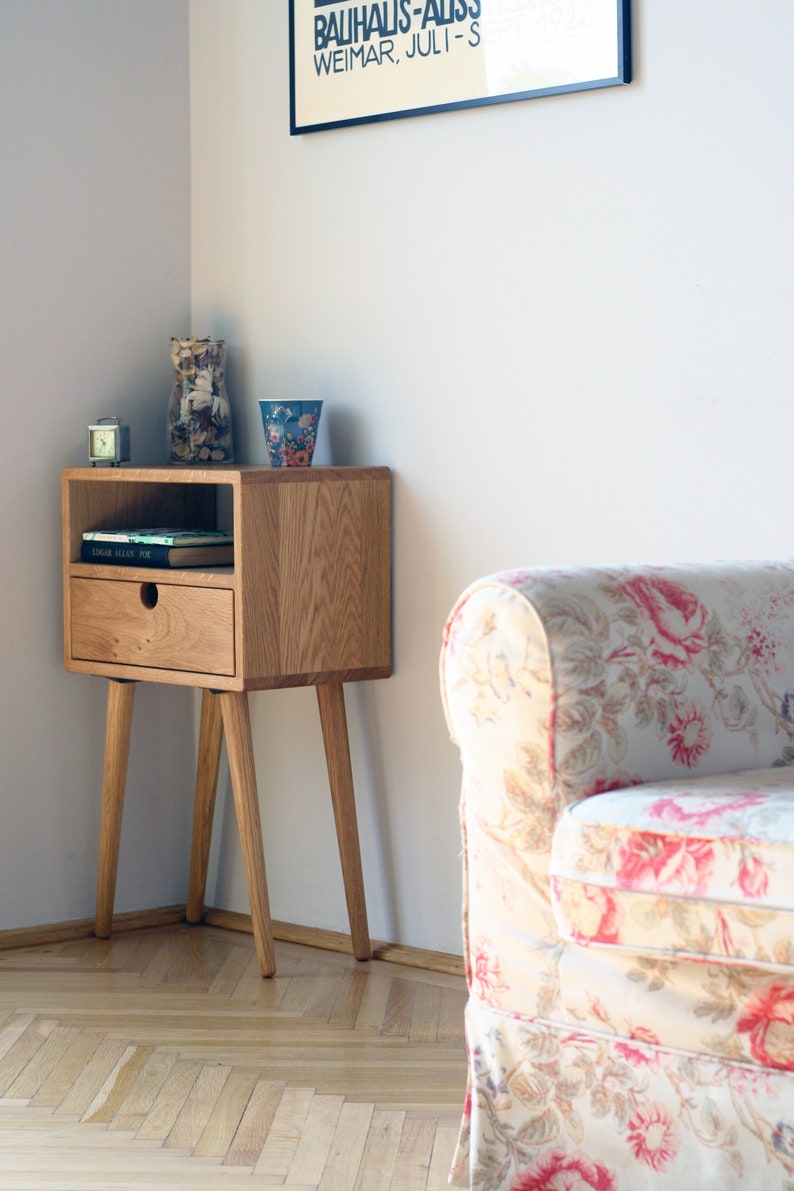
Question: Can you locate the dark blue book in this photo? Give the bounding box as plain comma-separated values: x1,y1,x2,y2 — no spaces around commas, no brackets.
80,540,234,568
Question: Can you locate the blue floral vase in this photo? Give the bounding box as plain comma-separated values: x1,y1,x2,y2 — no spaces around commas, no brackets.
259,400,323,467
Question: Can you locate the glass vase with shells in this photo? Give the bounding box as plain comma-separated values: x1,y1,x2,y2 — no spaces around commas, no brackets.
167,337,234,463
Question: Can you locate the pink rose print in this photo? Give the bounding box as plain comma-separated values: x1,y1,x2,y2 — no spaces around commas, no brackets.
667,700,712,767
621,576,707,671
581,771,643,799
441,603,467,655
737,982,794,1070
615,1026,661,1070
470,936,509,1006
552,879,623,944
626,1102,680,1171
649,792,765,827
741,607,782,676
716,908,735,956
511,1149,617,1191
616,831,714,894
503,569,535,588
738,852,770,898
590,996,611,1023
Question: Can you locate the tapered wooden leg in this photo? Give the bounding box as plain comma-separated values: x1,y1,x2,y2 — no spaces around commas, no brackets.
186,689,224,924
95,679,136,939
316,683,371,961
219,691,276,978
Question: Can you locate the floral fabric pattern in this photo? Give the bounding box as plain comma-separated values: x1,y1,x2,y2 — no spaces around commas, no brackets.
550,769,794,967
440,562,794,1188
451,1006,794,1190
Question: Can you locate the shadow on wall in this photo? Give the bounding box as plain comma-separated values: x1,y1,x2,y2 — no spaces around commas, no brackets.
325,405,372,466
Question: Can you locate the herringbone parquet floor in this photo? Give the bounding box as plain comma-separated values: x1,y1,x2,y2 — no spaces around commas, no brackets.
0,923,467,1189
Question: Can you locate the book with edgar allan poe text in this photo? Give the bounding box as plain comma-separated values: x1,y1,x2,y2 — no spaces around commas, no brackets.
80,527,233,568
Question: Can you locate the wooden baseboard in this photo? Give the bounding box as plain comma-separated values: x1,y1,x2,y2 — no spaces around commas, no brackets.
0,904,188,951
203,907,465,977
0,905,465,978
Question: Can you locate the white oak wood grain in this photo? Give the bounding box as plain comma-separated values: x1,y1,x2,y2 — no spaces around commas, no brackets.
0,924,466,1188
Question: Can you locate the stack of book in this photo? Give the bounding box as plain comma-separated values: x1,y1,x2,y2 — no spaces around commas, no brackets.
80,527,234,568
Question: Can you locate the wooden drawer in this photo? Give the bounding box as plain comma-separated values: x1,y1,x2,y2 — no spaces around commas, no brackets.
70,578,235,676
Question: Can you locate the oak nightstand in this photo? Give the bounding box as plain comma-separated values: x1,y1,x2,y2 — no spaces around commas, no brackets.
62,465,391,976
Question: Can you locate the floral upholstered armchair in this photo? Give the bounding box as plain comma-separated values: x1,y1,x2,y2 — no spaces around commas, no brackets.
440,563,794,1190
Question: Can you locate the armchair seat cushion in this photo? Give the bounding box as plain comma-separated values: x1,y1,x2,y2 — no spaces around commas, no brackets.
550,765,794,968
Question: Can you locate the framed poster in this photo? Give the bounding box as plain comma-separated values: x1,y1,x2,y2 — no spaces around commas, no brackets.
290,0,631,135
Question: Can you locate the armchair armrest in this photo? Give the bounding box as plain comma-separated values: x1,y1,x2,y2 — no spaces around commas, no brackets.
441,562,794,1011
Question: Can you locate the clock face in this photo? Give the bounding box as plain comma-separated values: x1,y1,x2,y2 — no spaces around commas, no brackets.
89,428,117,458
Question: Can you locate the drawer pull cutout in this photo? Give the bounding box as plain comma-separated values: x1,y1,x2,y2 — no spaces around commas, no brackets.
141,583,159,609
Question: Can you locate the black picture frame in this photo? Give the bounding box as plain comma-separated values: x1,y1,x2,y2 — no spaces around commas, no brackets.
290,0,631,135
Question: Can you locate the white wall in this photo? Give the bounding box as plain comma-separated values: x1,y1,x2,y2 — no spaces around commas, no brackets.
3,2,793,958
0,1,193,929
191,1,794,954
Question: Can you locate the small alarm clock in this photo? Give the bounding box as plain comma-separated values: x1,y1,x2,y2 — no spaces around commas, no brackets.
88,418,131,466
